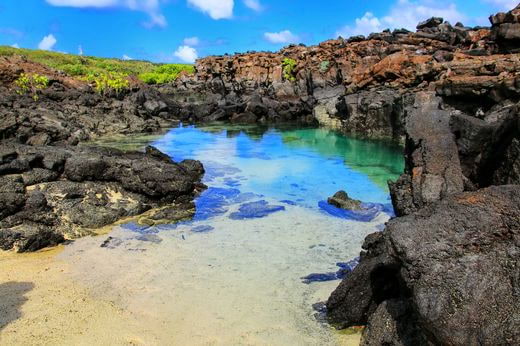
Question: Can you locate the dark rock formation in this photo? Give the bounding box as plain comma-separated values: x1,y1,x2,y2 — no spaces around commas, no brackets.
0,56,179,145
328,186,520,345
324,5,520,345
0,144,204,252
228,200,285,220
490,4,520,52
327,190,362,210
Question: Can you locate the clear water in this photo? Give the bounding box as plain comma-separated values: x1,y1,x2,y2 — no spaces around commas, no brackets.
60,124,404,345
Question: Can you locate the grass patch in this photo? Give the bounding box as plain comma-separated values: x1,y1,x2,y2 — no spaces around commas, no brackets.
0,46,194,87
139,64,195,84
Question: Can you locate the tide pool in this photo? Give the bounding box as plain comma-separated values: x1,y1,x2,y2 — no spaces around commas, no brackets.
61,123,404,345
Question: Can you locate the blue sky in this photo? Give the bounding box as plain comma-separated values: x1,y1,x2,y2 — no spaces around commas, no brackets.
0,0,517,63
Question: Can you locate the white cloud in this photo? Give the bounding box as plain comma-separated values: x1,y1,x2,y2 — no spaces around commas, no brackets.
38,34,57,51
483,0,518,11
122,54,133,60
336,0,467,38
46,0,166,28
78,45,83,55
187,0,234,19
174,45,198,63
336,12,382,38
243,0,261,11
264,30,299,44
11,43,20,48
183,36,200,46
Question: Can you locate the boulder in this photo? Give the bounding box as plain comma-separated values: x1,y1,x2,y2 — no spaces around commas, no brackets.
327,186,520,345
0,144,205,252
416,17,444,30
327,190,363,211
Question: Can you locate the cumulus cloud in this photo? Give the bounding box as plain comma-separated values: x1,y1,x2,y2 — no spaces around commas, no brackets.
483,0,519,11
174,45,198,63
122,54,133,60
38,34,57,51
243,0,261,12
336,0,467,38
187,0,234,19
11,43,20,48
183,36,200,46
46,0,166,28
264,30,299,44
78,45,84,55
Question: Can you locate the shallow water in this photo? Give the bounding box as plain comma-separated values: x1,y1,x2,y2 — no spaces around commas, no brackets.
61,124,404,345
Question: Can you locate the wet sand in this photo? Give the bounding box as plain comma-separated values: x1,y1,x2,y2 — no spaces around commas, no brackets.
0,238,362,345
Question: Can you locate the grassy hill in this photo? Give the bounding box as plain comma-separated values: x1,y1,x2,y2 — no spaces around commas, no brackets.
0,46,194,85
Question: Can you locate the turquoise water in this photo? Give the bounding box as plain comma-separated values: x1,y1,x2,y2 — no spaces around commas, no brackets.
153,124,402,211
61,124,404,345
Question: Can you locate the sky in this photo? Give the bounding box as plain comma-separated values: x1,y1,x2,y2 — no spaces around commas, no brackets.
0,0,518,63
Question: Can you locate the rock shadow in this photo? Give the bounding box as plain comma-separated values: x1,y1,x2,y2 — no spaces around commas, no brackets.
0,281,34,332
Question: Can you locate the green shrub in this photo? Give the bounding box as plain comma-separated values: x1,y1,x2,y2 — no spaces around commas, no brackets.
14,73,49,100
82,72,129,94
138,64,195,84
320,60,330,72
282,58,297,81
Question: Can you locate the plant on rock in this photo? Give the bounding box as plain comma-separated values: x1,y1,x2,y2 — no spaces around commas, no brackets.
282,58,297,81
139,64,195,84
14,73,49,101
82,71,130,94
320,60,330,72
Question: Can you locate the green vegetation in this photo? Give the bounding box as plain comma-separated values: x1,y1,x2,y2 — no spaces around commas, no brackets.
282,58,297,81
0,46,194,87
82,71,130,94
14,73,49,100
320,60,330,72
139,64,195,84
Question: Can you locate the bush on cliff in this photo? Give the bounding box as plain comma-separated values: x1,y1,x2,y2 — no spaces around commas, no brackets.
282,58,297,81
82,71,130,94
14,72,49,100
138,64,195,84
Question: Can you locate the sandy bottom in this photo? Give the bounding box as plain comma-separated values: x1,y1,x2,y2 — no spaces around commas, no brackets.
0,204,370,345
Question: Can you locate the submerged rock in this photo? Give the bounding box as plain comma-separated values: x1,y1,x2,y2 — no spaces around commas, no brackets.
100,236,123,249
301,258,360,284
191,225,215,233
229,200,285,220
327,191,363,210
318,200,385,222
135,234,163,244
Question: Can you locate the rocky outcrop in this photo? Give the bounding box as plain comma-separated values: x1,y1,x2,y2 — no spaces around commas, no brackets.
0,56,177,145
322,4,520,345
327,185,520,345
490,4,520,52
164,11,520,143
327,191,363,210
0,144,205,252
